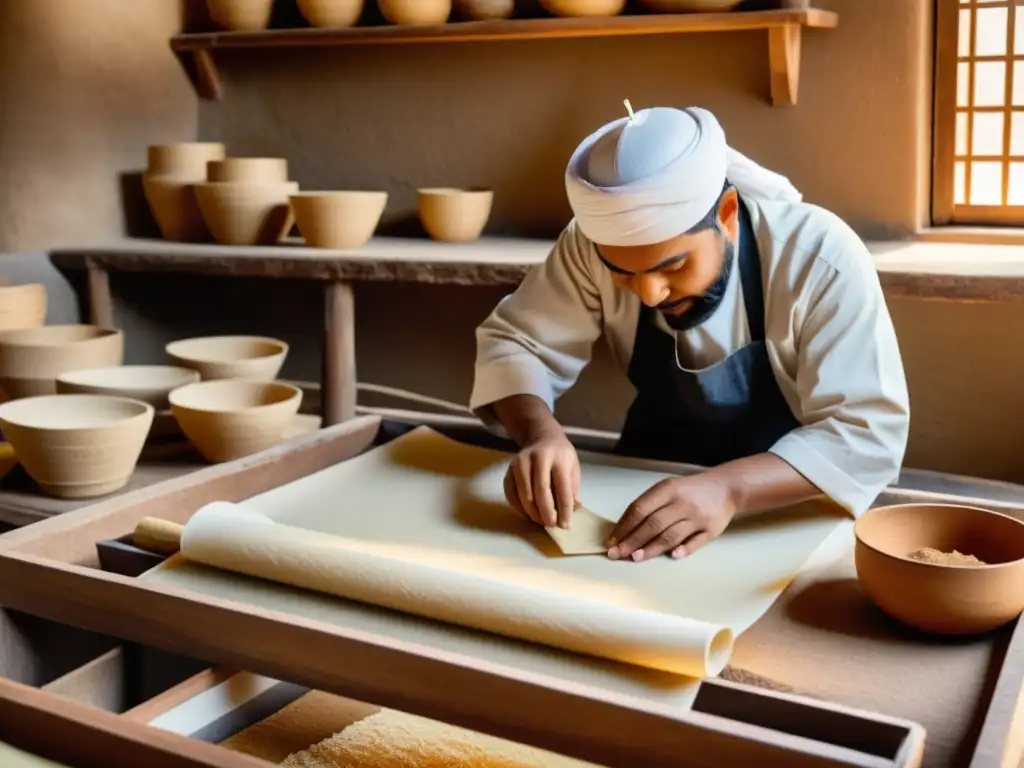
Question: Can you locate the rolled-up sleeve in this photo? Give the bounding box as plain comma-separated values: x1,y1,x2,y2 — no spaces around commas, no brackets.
470,223,603,429
768,253,910,517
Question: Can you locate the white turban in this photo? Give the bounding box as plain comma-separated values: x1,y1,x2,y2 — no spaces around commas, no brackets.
564,106,802,247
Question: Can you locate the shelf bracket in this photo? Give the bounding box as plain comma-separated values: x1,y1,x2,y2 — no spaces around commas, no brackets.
176,49,224,101
767,23,801,107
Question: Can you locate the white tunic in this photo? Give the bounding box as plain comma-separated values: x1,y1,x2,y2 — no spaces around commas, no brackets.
470,198,911,518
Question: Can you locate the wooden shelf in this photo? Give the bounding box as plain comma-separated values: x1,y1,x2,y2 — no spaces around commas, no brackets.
170,9,838,105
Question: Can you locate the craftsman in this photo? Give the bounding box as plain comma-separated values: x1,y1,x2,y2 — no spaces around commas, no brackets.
469,104,910,563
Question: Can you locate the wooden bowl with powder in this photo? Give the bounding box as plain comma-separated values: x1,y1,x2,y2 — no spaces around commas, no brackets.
855,502,1024,636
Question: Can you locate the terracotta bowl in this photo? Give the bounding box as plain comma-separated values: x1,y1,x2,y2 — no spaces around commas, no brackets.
0,325,124,400
378,0,452,24
206,0,276,31
418,187,493,242
291,191,388,249
0,283,46,332
195,181,298,246
207,158,289,184
142,176,211,242
169,380,303,463
453,0,515,19
296,0,365,27
166,335,288,380
638,0,741,10
855,503,1024,635
146,143,225,179
537,0,626,16
55,365,200,410
0,395,154,499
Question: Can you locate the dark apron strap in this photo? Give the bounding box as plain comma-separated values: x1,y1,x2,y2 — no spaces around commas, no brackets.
736,202,766,343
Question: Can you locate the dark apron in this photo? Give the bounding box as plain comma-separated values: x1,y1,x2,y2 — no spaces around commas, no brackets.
615,204,800,466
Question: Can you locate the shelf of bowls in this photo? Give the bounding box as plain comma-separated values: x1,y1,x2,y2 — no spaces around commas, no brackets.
143,140,493,250
206,0,745,32
0,301,306,500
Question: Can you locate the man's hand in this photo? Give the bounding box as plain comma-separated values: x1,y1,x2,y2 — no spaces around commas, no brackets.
606,474,736,562
503,435,581,529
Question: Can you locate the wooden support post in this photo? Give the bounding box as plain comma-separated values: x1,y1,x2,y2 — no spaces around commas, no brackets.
322,281,356,427
86,266,115,328
768,23,801,106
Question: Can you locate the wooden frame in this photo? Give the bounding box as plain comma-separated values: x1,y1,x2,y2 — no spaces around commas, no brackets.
933,0,1024,226
0,414,934,767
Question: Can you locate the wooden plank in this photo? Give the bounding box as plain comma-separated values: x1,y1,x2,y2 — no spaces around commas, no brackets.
968,612,1024,767
47,236,1024,302
170,10,838,52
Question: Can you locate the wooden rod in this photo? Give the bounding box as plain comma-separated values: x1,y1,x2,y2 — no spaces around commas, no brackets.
134,517,184,554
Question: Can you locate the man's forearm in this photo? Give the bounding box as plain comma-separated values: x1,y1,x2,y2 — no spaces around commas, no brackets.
702,452,821,518
491,394,565,448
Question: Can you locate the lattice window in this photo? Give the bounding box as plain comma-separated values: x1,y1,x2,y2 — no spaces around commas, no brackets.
934,0,1024,225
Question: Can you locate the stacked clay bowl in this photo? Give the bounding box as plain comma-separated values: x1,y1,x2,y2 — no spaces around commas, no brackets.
144,142,226,242
166,335,288,381
0,325,124,400
297,0,365,26
855,503,1024,635
418,188,493,242
538,0,626,15
291,191,388,249
196,158,298,246
0,283,47,332
170,380,303,462
206,0,275,30
378,0,452,24
453,0,515,19
0,394,154,499
638,0,741,9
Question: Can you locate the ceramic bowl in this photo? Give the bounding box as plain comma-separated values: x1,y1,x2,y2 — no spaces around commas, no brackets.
206,158,289,184
0,283,46,332
855,503,1024,635
0,395,154,499
453,0,515,19
537,0,626,16
55,365,200,410
0,325,124,400
195,181,298,246
146,142,226,179
169,379,303,463
637,0,741,10
166,335,288,380
143,176,211,242
206,0,276,31
378,0,452,24
296,0,364,27
418,187,493,242
291,191,388,249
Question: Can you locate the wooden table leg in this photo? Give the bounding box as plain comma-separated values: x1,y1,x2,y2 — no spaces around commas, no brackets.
86,266,115,328
322,281,356,427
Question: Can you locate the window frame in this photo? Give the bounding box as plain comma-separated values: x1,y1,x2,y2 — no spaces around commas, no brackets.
933,0,1024,226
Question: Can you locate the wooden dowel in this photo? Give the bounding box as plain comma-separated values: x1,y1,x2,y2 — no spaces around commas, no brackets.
133,518,184,554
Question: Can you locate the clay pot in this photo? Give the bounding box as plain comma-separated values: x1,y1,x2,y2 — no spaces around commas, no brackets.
291,191,388,249
0,325,125,400
206,0,276,31
637,0,741,9
296,0,364,27
195,181,298,245
378,0,452,25
166,335,288,381
453,0,515,20
143,176,212,242
0,395,154,499
418,187,493,242
855,503,1024,635
0,283,46,332
537,0,625,15
56,365,200,410
207,158,289,183
169,380,303,463
146,143,225,179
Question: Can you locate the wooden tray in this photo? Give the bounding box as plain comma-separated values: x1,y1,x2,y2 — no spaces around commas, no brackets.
0,412,995,767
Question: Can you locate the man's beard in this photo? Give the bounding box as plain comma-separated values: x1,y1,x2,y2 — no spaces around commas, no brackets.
660,238,735,332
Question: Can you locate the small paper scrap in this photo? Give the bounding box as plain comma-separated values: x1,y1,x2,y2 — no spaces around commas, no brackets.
545,506,616,556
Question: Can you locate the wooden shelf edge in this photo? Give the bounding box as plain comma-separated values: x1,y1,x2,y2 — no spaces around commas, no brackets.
170,8,838,104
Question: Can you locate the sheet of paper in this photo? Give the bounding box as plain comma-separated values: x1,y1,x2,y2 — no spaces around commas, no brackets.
545,506,615,556
143,426,847,709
